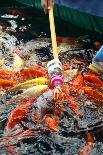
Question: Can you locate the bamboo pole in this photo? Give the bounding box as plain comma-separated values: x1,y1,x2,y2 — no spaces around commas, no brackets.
49,8,58,59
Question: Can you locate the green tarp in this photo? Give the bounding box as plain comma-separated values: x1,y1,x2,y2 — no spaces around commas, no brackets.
16,0,103,40
1,0,103,40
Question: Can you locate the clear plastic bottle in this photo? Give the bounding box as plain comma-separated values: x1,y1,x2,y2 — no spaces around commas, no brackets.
47,58,64,87
88,45,103,74
47,58,64,100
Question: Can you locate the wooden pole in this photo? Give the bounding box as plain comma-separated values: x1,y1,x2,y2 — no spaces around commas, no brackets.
49,8,58,59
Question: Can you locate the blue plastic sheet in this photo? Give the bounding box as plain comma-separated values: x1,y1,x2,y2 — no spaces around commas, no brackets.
55,0,103,17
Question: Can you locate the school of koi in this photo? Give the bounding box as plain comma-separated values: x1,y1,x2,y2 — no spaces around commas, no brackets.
0,46,103,154
0,8,103,155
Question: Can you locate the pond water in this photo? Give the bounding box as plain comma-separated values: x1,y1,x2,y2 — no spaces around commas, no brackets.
0,7,103,155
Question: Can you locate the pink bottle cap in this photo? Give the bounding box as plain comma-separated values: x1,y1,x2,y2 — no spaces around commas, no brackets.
50,75,64,87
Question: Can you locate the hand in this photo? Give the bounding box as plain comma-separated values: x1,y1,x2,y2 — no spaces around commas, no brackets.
41,0,54,13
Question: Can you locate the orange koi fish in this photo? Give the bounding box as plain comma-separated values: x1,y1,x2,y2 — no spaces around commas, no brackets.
0,78,16,89
45,115,59,132
17,67,48,81
0,69,15,79
6,97,35,130
71,73,84,93
64,93,81,117
81,86,103,102
83,73,103,87
79,131,94,155
62,84,81,116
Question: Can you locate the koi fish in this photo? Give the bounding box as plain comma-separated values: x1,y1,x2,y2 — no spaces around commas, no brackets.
70,73,84,92
3,85,49,113
62,84,81,116
80,86,103,103
13,53,24,72
22,85,49,99
0,78,16,89
64,93,81,117
45,115,59,132
9,77,50,91
0,69,15,79
79,130,94,155
83,73,103,87
17,67,48,82
6,97,35,130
